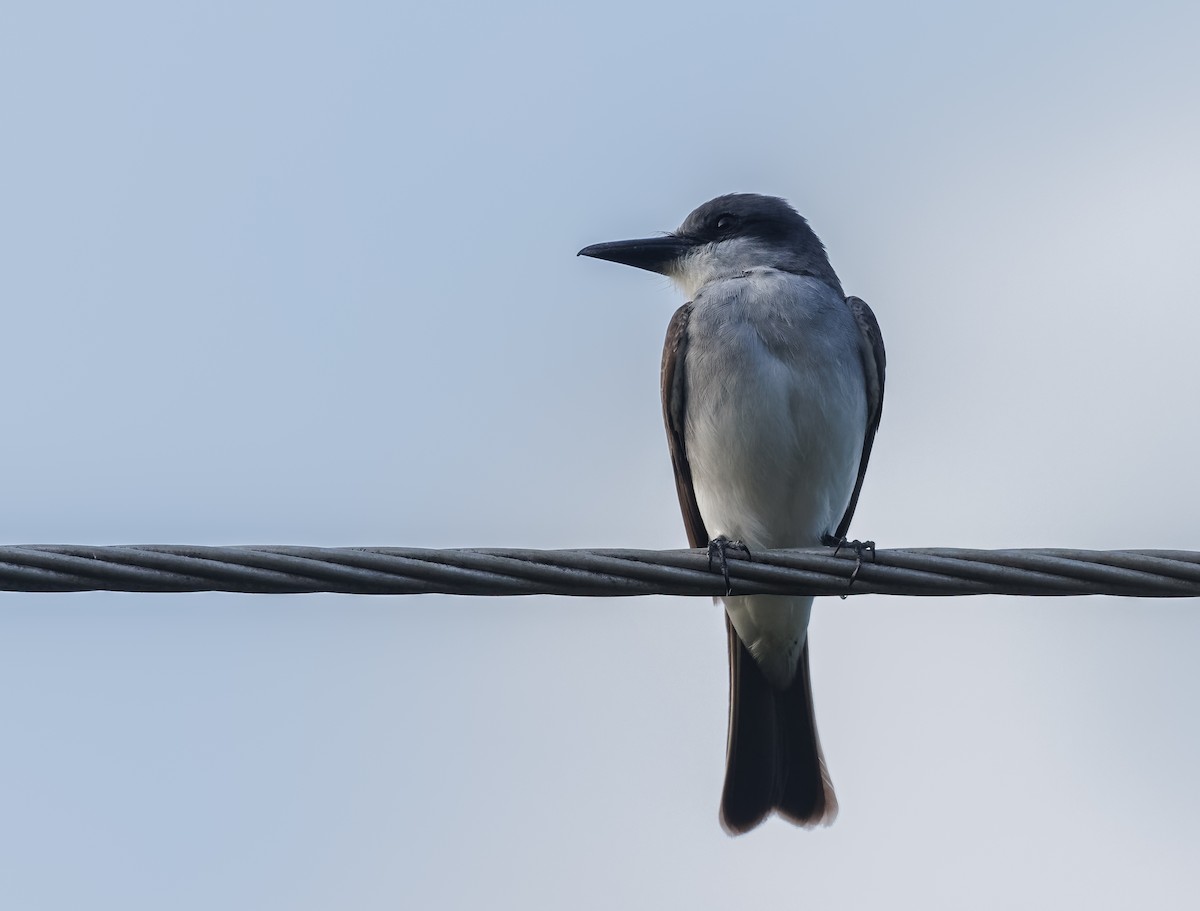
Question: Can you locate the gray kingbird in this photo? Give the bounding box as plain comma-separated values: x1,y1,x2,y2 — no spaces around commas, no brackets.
579,193,885,834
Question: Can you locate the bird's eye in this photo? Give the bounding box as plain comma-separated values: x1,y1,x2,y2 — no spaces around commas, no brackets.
715,214,739,233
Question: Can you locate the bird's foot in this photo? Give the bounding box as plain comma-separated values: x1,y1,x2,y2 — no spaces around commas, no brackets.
821,533,876,588
707,535,752,595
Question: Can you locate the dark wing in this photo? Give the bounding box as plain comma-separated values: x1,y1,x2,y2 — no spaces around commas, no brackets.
661,303,708,548
833,295,886,540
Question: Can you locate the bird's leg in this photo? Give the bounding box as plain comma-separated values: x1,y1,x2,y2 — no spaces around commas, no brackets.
821,532,876,587
707,535,752,595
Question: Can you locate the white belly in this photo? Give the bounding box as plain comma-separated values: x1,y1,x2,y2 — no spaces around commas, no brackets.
683,270,867,686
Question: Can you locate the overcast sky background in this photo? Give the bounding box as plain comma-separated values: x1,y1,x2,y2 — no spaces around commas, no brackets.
1,1,1199,908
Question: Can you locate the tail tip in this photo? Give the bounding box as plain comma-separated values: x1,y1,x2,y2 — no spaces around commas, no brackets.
720,785,838,836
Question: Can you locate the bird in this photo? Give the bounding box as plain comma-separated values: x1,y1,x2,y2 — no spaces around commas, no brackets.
578,193,885,834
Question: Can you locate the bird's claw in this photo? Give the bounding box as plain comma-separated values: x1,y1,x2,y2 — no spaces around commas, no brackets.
821,533,876,589
707,535,751,595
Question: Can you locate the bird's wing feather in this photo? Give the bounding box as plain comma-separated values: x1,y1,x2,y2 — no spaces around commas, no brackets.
661,303,708,548
833,295,886,540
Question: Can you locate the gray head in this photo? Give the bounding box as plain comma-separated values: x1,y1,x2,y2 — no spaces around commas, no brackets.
578,193,842,298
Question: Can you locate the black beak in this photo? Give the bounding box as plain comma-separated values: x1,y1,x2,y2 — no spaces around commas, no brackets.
577,236,696,275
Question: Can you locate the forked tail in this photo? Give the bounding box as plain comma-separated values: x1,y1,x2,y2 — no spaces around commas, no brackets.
720,618,838,834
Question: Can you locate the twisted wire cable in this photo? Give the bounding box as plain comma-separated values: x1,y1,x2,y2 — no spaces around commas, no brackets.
0,545,1198,597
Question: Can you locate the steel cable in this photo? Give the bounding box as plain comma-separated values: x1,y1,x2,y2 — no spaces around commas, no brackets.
0,545,1197,597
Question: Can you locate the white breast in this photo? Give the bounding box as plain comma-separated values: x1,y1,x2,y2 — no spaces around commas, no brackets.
684,269,867,547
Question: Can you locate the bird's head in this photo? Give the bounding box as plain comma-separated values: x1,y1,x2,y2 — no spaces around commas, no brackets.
578,193,840,298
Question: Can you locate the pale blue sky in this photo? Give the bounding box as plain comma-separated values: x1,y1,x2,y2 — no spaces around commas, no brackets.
1,1,1199,908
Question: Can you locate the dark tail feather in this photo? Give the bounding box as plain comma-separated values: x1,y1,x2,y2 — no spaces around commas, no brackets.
720,618,838,834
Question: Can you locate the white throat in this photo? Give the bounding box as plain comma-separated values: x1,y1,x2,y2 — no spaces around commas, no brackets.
668,238,783,299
